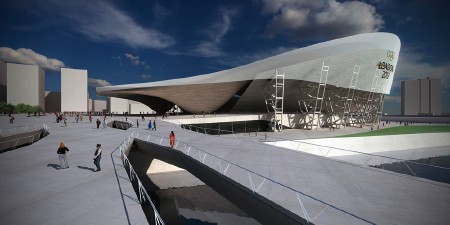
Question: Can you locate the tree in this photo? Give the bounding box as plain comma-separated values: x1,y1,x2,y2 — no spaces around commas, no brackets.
30,105,43,116
0,102,15,114
15,103,30,113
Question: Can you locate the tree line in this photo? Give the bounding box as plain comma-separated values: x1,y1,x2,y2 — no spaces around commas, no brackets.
0,102,43,114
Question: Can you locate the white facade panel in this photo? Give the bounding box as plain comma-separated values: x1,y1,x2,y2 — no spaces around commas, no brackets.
109,97,129,114
61,68,88,112
7,63,45,109
93,100,107,112
129,101,154,114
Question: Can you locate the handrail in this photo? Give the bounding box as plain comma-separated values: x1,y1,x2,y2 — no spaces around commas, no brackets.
0,123,47,137
130,131,374,225
179,123,450,177
0,125,50,151
115,136,165,225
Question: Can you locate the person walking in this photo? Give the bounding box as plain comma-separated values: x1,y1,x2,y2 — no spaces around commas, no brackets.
136,119,139,128
169,131,175,148
148,121,152,130
93,144,102,172
152,120,156,131
96,119,101,129
57,143,70,169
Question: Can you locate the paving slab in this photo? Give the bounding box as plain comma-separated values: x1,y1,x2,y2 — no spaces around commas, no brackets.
0,114,147,225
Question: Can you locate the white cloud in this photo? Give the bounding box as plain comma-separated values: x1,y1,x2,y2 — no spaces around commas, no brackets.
140,74,152,80
261,0,384,40
384,95,401,103
124,53,149,68
49,0,175,49
0,47,65,71
192,8,238,57
125,53,141,65
88,78,111,88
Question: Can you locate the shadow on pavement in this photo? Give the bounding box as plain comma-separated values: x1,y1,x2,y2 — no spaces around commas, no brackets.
47,163,60,170
77,165,96,172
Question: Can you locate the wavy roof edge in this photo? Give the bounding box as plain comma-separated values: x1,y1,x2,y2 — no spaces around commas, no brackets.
97,32,400,92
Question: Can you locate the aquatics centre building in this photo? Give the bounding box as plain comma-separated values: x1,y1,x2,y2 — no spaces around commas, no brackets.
97,32,400,130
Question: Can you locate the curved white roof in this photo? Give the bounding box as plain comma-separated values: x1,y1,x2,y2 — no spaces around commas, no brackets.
98,32,400,93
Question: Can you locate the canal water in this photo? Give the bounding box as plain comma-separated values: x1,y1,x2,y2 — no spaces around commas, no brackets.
152,185,261,225
371,155,450,184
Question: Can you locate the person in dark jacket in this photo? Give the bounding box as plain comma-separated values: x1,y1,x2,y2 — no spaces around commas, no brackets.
57,143,70,169
96,119,101,129
93,144,102,172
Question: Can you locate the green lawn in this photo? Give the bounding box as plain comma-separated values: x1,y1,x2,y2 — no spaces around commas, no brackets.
337,125,450,138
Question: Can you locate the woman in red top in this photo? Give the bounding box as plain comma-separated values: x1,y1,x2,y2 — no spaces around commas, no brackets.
169,131,175,148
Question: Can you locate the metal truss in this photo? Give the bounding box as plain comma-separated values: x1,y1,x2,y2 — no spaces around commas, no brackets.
297,63,385,130
265,69,285,131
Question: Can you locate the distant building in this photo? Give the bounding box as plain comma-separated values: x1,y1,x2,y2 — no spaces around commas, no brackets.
45,91,61,112
108,97,129,114
129,100,154,114
401,77,441,115
61,68,88,112
0,61,6,102
88,99,93,112
93,99,107,112
4,62,45,110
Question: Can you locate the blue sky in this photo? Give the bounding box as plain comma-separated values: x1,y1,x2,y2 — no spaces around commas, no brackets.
1,0,449,114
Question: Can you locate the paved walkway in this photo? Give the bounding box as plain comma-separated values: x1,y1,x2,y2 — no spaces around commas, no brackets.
1,114,450,225
0,114,146,225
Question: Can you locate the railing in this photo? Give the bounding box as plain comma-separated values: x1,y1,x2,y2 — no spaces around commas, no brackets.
0,123,49,137
0,124,51,151
178,123,450,179
130,131,374,225
115,136,165,225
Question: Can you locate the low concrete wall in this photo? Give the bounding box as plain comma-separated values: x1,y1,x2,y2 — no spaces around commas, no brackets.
112,121,133,130
0,129,47,152
133,139,307,225
267,133,450,165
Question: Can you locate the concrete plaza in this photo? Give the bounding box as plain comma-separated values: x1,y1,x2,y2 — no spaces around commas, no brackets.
0,114,449,225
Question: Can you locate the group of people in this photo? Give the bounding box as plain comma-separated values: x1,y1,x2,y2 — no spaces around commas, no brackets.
57,143,102,172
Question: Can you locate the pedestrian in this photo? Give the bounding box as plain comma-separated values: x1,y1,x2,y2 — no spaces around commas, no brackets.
169,131,175,148
152,120,156,131
137,119,139,128
141,114,145,121
89,115,92,123
80,114,83,121
57,143,69,169
148,121,152,130
64,118,67,127
103,118,106,128
93,144,102,172
96,119,101,129
9,115,15,123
